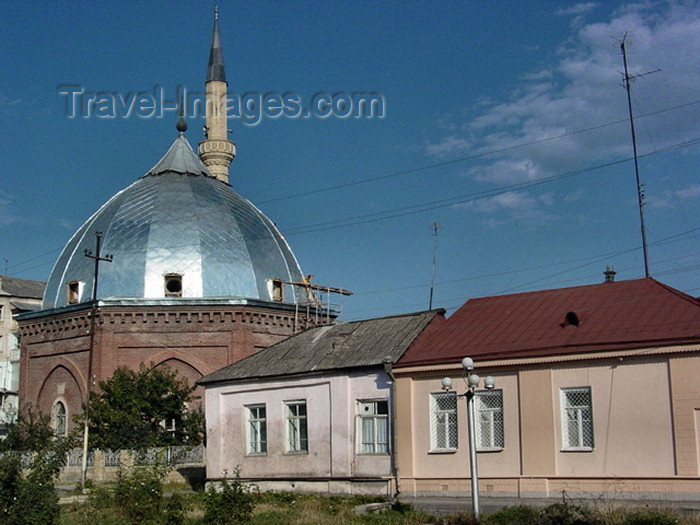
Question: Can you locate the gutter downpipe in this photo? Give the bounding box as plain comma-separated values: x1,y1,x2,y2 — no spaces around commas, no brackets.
383,357,400,498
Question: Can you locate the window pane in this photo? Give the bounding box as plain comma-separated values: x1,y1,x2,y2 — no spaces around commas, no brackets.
247,405,266,454
431,393,457,450
561,388,593,449
376,417,389,453
361,418,375,453
287,402,308,452
357,400,390,455
474,390,503,450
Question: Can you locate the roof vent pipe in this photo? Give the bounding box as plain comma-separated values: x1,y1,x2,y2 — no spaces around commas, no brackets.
604,265,617,283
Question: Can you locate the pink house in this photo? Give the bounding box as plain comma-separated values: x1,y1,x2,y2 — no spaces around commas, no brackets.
198,310,441,495
393,278,700,501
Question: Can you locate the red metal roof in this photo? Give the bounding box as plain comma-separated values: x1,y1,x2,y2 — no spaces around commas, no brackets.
396,278,700,367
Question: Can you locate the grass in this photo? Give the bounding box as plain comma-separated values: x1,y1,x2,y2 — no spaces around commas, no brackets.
58,488,700,525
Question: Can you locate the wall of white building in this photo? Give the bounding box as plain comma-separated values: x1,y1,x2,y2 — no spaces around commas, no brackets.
204,369,392,492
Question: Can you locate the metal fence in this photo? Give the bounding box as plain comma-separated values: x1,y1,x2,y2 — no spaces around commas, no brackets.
134,445,205,466
66,448,95,467
60,446,204,470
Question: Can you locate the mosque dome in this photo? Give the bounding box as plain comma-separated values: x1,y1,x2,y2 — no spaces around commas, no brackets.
42,133,308,309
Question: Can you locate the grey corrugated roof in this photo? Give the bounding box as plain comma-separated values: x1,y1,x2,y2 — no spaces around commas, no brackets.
10,300,43,312
0,277,45,299
198,310,443,385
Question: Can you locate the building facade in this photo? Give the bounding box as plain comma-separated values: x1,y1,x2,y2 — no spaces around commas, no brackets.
199,311,441,495
17,13,334,436
393,278,700,501
0,276,44,434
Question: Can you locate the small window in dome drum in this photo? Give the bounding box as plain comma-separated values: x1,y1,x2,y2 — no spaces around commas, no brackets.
271,279,284,302
67,281,81,304
164,274,183,297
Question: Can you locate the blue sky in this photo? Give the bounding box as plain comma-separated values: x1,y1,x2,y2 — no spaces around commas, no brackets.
1,1,698,320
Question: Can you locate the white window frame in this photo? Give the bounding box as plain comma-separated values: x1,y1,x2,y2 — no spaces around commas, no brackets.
246,404,267,455
474,389,504,451
560,387,594,451
430,392,458,452
285,401,308,453
357,399,389,455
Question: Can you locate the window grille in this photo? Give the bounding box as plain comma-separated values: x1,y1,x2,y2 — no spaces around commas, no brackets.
358,400,389,454
247,404,267,454
430,392,458,451
475,389,504,450
286,401,308,452
561,387,593,450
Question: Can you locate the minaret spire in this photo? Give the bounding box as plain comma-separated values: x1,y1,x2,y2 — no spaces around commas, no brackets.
199,5,235,184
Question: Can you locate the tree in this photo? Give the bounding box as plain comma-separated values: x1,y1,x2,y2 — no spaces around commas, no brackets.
0,407,78,525
81,364,205,451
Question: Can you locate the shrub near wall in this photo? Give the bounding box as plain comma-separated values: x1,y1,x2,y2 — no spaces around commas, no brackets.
0,408,78,525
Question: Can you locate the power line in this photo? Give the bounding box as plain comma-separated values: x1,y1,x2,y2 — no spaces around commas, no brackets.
282,136,700,236
258,99,700,205
7,117,700,276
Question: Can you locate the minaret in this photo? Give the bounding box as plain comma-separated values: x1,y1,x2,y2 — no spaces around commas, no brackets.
199,6,235,184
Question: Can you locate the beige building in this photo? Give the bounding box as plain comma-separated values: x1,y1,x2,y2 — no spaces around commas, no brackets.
393,278,700,501
0,276,44,433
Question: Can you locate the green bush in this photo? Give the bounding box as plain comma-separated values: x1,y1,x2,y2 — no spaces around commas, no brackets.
542,503,598,525
114,465,168,524
443,511,480,525
0,407,77,525
484,505,548,525
203,471,255,525
162,492,191,525
621,508,685,525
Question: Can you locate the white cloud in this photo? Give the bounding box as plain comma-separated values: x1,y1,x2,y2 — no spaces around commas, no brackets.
455,190,556,228
469,158,544,185
555,3,599,17
425,135,472,158
0,194,18,226
564,188,586,202
428,2,700,225
648,183,700,208
428,2,700,185
675,183,700,199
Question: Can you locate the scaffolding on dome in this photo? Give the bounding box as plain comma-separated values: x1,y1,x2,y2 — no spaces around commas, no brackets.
286,275,352,333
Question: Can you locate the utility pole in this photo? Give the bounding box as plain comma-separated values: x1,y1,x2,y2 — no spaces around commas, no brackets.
80,231,113,491
428,222,442,310
620,34,658,278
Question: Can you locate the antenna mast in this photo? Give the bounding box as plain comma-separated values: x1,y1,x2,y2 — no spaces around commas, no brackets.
428,222,442,310
620,34,657,278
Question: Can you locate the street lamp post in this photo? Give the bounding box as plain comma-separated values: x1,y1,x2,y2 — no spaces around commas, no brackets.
442,357,495,522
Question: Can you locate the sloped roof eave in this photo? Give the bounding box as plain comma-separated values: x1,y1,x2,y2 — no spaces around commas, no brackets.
394,342,700,375
198,309,444,385
396,335,700,369
198,363,385,387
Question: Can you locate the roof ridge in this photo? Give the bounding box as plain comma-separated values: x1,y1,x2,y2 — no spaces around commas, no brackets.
345,309,444,325
648,277,700,306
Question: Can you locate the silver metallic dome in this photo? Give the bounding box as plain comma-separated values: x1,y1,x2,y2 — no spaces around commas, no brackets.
42,134,308,309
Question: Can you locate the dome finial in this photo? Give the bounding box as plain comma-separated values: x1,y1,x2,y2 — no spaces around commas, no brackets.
176,95,187,133
214,4,219,20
